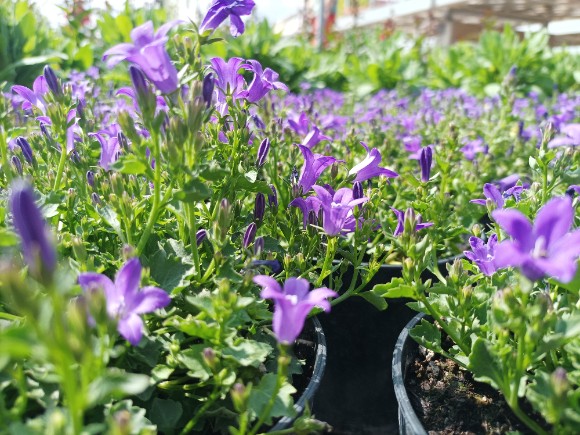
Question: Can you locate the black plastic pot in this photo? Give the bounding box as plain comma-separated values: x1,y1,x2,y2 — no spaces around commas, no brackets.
392,313,427,435
269,316,327,432
315,257,459,434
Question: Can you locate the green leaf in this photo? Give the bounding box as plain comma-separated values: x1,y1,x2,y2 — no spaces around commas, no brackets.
174,179,212,202
372,277,416,299
468,338,505,391
149,398,183,431
222,340,272,367
200,165,229,181
177,345,211,380
173,317,220,341
0,228,18,247
358,291,388,311
88,370,150,407
247,374,296,422
148,239,194,293
232,174,272,194
409,319,443,353
110,155,148,175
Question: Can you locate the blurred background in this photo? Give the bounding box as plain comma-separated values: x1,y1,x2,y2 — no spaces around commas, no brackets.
2,0,580,96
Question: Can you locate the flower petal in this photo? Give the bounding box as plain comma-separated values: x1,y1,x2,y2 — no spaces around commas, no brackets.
304,287,338,312
130,286,170,314
492,209,534,251
493,240,527,269
533,196,573,249
118,313,144,345
115,258,142,298
283,277,311,299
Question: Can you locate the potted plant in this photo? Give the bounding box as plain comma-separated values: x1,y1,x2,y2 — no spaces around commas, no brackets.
0,1,342,433
388,125,580,433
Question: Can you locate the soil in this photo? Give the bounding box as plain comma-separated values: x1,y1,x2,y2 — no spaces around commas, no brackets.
405,345,535,434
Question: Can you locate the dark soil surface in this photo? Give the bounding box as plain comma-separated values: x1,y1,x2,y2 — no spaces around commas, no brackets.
406,345,534,434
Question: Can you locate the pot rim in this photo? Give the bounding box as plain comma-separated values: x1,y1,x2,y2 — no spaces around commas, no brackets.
392,312,428,435
269,316,327,431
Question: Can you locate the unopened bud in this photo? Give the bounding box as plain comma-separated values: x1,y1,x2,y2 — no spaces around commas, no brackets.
256,138,270,168
268,184,278,209
11,155,22,175
43,65,62,97
243,223,257,249
254,193,265,222
16,137,33,163
196,229,207,246
202,73,214,108
254,236,264,255
202,347,217,369
86,170,95,188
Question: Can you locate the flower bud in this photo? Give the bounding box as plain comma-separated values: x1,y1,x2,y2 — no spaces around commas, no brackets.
268,184,278,209
9,180,56,283
196,229,207,246
43,65,62,97
243,223,257,249
72,236,87,263
256,138,270,168
254,193,265,222
40,122,52,141
117,131,129,151
252,113,266,130
254,236,264,256
419,146,432,182
231,383,249,412
403,208,416,235
331,162,339,179
129,66,155,119
552,367,569,397
202,73,214,108
86,170,95,188
202,347,217,370
11,155,22,175
16,137,33,163
353,181,363,200
91,192,101,205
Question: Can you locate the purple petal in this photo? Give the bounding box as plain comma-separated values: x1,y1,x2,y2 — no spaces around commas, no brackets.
118,313,144,345
229,14,245,37
115,258,142,298
492,209,534,251
493,241,527,269
283,277,311,299
533,196,573,249
130,286,170,314
254,275,282,296
304,287,338,312
78,272,120,315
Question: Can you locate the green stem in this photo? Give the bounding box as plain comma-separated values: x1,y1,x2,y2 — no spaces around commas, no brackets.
53,140,68,190
180,385,220,434
136,132,162,255
316,237,337,287
419,294,470,356
247,346,289,435
0,127,12,184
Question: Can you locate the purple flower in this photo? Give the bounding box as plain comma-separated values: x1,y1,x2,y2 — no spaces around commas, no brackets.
10,180,57,282
492,196,580,283
12,74,48,114
102,20,183,93
391,207,433,236
209,57,249,115
254,275,337,344
349,142,398,183
200,0,256,37
419,146,432,182
301,126,331,149
89,132,120,170
471,183,505,208
297,144,339,194
464,234,497,276
242,60,288,103
311,185,367,236
460,137,487,161
548,124,580,148
289,196,322,229
78,258,170,345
